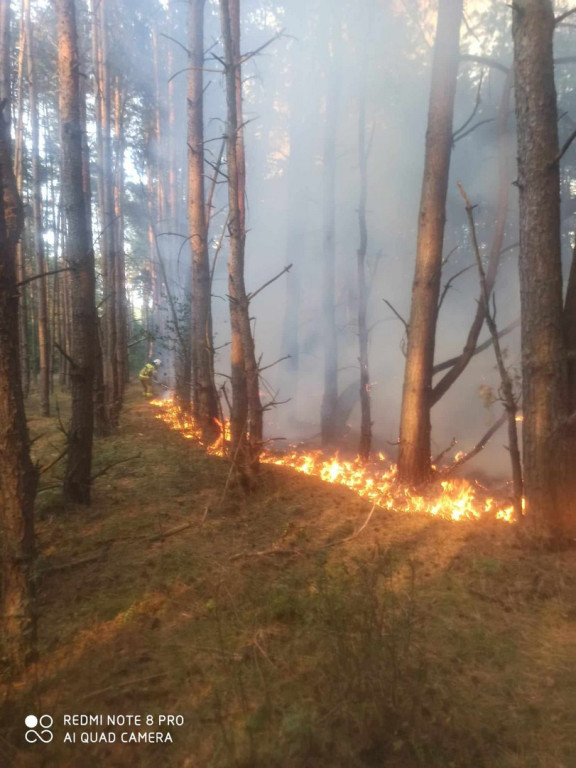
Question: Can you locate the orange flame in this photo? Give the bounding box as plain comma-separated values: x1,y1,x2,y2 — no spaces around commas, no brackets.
151,399,516,523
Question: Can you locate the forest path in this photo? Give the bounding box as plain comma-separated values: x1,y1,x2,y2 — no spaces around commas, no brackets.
1,387,574,768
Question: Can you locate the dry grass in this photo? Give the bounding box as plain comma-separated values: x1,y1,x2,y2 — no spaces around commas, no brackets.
1,386,575,767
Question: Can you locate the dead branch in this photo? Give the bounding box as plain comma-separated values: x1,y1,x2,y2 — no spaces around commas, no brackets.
153,232,187,353
156,231,189,239
431,69,515,406
438,263,475,312
550,127,576,165
81,674,167,702
261,398,290,412
321,501,379,549
453,118,495,144
247,264,292,303
148,522,193,543
459,53,509,74
221,382,232,414
555,8,576,25
432,437,457,465
230,547,299,561
128,335,149,348
159,31,190,56
91,454,141,482
37,484,61,494
258,355,291,373
54,342,78,370
453,73,484,141
168,66,223,84
17,267,71,288
433,318,520,373
96,291,113,311
210,212,230,288
383,299,409,331
46,552,105,573
441,244,460,267
441,411,507,474
39,446,68,475
205,137,226,226
239,29,285,66
457,181,523,517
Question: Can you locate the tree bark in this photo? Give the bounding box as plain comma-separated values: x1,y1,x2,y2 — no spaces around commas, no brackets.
58,0,97,505
397,0,463,484
357,13,372,462
113,74,128,395
564,237,576,412
26,1,51,417
13,1,30,397
189,0,219,440
220,0,263,477
513,0,575,541
0,83,37,671
320,5,340,447
91,0,119,429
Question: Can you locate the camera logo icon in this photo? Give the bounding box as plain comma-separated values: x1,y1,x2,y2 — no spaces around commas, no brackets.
25,714,54,743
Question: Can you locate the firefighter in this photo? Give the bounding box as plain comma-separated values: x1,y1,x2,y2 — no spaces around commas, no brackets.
139,359,161,398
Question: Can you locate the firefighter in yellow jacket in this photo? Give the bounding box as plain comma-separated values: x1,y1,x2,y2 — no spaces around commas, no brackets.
139,359,161,397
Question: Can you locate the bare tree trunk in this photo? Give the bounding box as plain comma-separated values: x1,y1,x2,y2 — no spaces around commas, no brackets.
113,75,128,393
189,0,219,439
13,1,30,397
26,1,51,417
58,0,96,505
513,0,575,541
279,2,311,404
0,85,37,671
397,0,463,484
220,0,263,478
357,23,372,462
320,6,340,447
91,0,119,428
563,240,576,412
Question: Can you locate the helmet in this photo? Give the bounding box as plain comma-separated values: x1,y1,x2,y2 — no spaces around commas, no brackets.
153,359,161,366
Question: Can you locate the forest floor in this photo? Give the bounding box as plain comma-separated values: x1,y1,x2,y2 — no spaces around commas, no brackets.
1,387,575,768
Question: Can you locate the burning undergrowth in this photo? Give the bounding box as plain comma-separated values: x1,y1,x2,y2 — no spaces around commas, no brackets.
151,398,515,523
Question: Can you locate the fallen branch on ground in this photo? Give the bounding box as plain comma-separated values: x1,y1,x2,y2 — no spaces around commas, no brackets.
229,547,300,561
91,454,141,482
81,674,167,701
148,522,194,543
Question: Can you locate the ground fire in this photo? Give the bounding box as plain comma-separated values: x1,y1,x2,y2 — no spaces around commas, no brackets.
152,398,516,523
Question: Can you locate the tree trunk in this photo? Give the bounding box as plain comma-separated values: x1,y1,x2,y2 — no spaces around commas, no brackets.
13,1,30,397
0,84,37,671
26,1,51,417
220,0,262,478
397,0,463,484
91,0,119,429
58,0,96,505
357,19,372,462
513,0,575,541
564,237,576,411
189,0,219,440
113,75,128,394
320,6,340,448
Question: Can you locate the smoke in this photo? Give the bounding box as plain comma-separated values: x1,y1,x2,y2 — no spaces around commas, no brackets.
116,0,574,481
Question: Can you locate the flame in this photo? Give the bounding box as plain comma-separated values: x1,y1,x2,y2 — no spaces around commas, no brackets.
151,399,516,524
